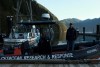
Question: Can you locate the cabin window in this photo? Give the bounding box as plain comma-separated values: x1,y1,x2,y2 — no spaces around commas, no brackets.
15,25,32,33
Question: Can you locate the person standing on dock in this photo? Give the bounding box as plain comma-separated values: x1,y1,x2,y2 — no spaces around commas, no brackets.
66,23,77,51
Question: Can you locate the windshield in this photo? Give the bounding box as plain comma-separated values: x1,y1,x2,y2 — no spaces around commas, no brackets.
13,25,32,33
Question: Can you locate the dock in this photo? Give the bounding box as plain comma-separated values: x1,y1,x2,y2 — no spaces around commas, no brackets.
0,59,100,67
0,64,100,67
79,33,100,37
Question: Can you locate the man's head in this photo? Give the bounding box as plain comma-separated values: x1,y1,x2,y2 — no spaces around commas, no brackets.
69,23,73,28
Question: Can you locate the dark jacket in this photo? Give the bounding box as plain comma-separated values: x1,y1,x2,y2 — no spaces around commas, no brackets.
38,37,51,55
66,27,77,41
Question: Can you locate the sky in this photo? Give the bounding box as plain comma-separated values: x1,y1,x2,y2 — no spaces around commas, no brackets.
36,0,100,20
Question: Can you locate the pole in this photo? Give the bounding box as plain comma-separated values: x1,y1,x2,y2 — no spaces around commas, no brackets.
83,27,85,41
16,0,22,23
96,25,100,40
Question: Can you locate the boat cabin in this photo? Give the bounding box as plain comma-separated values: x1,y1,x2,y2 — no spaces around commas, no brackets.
4,24,39,46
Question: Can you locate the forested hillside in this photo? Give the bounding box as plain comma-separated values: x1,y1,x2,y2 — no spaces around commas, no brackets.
61,18,100,32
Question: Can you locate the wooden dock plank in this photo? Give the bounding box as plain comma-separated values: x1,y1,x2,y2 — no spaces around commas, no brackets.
0,59,100,64
0,64,100,67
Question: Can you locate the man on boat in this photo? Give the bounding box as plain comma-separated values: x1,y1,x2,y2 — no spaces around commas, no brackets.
66,23,77,51
38,13,52,55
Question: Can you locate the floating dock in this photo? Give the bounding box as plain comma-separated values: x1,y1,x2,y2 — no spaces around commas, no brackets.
0,59,100,67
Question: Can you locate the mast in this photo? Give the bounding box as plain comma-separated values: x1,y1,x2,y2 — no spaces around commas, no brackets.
16,0,33,23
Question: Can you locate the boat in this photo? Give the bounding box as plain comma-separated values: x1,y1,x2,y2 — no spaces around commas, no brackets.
0,20,100,60
0,0,100,61
20,21,100,60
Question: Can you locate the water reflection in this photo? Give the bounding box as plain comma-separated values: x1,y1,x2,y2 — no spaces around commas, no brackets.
76,35,97,42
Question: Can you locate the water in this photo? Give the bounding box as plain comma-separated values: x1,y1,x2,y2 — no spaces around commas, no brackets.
59,35,99,44
76,35,97,42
